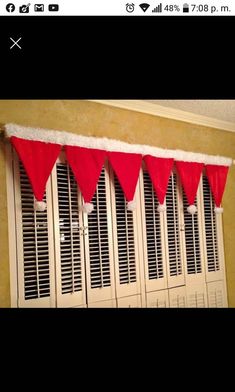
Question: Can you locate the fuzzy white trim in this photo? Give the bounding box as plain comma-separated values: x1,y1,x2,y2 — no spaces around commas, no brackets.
5,123,232,167
214,207,223,213
187,204,197,215
127,201,136,211
34,200,47,212
80,202,94,214
157,204,166,213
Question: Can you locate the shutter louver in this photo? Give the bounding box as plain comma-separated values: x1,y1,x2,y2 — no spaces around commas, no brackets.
202,176,221,278
111,171,141,299
114,175,137,285
183,191,201,275
165,173,184,287
54,162,86,307
143,171,163,280
56,164,83,294
20,162,50,299
88,168,111,289
16,162,54,307
141,170,167,292
182,184,207,306
85,166,115,305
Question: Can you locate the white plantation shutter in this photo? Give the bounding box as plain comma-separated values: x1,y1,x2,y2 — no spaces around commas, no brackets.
110,168,141,299
201,175,223,282
146,289,169,308
164,173,185,287
14,157,55,307
168,286,187,308
139,169,167,292
8,148,228,308
181,184,207,307
52,158,86,307
83,165,116,306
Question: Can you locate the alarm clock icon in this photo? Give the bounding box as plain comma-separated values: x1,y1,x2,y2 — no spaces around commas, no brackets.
126,3,135,13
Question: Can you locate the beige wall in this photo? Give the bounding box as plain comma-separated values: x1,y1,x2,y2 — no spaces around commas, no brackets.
0,100,235,307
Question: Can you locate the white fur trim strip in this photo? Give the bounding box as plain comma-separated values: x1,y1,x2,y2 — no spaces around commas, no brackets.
5,123,232,166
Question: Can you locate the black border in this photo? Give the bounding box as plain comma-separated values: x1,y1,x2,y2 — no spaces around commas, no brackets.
0,16,234,98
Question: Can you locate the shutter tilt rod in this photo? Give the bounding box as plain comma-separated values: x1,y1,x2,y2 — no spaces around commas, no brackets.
0,124,235,164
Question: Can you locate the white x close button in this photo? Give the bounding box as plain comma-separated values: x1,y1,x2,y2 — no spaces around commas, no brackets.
10,37,22,50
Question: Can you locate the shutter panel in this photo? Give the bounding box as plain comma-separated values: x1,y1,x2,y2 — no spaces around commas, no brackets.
183,192,202,275
207,281,227,307
14,157,55,307
117,295,142,308
181,184,207,307
110,168,141,299
165,173,185,287
146,290,169,308
84,165,116,306
140,169,167,292
169,286,187,308
52,159,86,307
201,175,222,282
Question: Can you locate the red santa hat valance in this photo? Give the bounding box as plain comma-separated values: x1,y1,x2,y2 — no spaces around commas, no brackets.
65,146,106,213
143,156,174,212
6,124,232,214
175,161,204,215
205,165,229,213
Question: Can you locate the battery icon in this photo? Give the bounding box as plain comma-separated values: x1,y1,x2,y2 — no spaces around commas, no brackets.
183,3,189,12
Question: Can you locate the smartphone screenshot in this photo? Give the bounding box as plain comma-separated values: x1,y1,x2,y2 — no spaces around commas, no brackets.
0,1,235,317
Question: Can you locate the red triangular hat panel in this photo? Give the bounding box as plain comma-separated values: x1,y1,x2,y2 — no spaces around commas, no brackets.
175,161,204,205
108,151,142,201
205,165,229,207
65,146,106,202
144,156,174,204
11,136,61,201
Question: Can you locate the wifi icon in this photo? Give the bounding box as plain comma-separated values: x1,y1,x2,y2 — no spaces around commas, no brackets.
139,3,150,12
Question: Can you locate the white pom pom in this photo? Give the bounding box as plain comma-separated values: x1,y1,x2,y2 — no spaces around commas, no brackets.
157,204,166,213
81,202,94,214
34,200,47,212
187,204,197,215
214,207,223,214
127,201,136,211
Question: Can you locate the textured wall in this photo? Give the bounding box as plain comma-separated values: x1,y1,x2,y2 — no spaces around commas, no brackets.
0,100,235,307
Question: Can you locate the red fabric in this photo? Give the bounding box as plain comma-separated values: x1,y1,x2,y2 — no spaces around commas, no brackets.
11,136,61,201
144,156,174,204
108,151,142,201
175,161,204,205
205,165,229,207
65,146,106,202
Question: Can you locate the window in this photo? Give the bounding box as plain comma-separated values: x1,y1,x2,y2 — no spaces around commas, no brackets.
7,146,228,307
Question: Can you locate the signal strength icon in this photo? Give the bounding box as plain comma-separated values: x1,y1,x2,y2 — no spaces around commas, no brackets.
139,3,150,12
152,3,162,12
